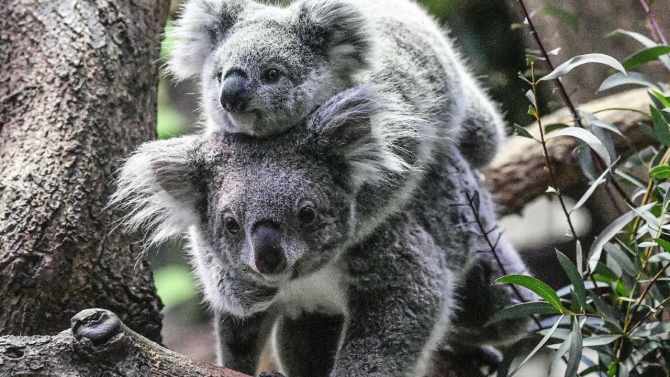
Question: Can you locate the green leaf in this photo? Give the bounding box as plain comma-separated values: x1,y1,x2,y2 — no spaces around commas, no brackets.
604,243,636,278
571,166,610,213
545,123,569,134
610,29,670,70
546,127,611,165
514,124,534,139
486,301,562,326
651,91,670,109
582,335,621,347
654,238,670,252
565,319,583,377
541,6,578,31
588,203,656,272
651,105,670,147
528,105,538,117
622,46,670,71
650,165,670,180
551,332,572,369
598,72,661,92
540,53,625,81
556,251,588,312
495,275,567,313
508,315,565,377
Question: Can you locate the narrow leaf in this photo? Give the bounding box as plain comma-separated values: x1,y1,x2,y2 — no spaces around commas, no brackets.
650,165,670,180
556,251,588,311
651,105,670,147
575,240,583,274
551,333,572,369
654,238,670,252
486,301,561,326
540,53,625,81
547,127,611,165
582,335,620,347
508,315,564,377
622,45,670,71
610,29,670,70
495,275,566,313
525,89,536,105
571,167,610,213
588,202,657,272
565,319,583,377
514,124,534,139
599,71,661,92
545,123,569,134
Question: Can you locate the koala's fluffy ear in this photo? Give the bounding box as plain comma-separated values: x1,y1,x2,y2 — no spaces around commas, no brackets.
110,135,205,245
309,85,422,190
167,0,249,80
295,0,372,74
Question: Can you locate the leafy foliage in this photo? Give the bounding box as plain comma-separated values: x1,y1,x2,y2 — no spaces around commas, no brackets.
497,13,670,376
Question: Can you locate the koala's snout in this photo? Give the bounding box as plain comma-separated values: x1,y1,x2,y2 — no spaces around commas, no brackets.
251,222,287,275
220,72,250,113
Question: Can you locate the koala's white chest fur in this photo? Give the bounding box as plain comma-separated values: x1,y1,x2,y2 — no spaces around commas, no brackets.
276,264,348,319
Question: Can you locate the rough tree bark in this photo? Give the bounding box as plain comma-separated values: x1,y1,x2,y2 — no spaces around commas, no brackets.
0,0,169,340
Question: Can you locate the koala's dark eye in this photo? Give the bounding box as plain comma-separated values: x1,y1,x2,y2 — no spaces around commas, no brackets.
261,68,281,83
298,203,317,226
216,71,223,82
224,215,241,234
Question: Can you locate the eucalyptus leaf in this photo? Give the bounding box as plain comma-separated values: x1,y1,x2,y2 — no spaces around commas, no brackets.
588,202,656,272
564,319,583,377
598,71,661,92
547,127,611,165
622,45,670,71
610,29,670,70
540,53,625,82
571,167,610,213
556,251,588,312
508,315,564,377
495,275,566,313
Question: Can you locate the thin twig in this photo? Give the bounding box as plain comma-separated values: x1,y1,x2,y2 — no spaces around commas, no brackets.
637,0,668,45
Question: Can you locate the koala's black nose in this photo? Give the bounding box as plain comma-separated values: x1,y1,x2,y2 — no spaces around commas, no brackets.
251,222,287,275
220,72,250,113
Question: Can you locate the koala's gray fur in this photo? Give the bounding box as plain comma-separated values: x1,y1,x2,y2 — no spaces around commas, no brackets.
112,87,532,376
167,0,505,169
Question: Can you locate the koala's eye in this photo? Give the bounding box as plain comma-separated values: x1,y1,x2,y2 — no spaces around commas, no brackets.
261,68,281,83
216,71,223,82
223,215,241,234
298,203,317,226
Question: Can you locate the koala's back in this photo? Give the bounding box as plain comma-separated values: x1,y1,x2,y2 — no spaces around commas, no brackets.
344,0,470,139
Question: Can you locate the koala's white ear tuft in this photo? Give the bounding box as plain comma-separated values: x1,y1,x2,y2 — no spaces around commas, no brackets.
110,135,205,245
166,0,249,80
295,0,372,74
309,85,423,190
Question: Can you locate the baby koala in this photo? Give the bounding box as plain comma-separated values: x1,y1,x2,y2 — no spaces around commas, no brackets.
112,86,532,376
168,0,506,169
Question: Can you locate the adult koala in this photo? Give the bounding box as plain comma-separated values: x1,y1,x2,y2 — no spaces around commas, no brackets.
167,0,505,169
112,87,532,376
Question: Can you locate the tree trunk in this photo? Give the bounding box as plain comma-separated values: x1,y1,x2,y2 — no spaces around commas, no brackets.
0,0,169,341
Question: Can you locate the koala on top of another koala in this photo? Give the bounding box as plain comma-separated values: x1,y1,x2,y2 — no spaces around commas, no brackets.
112,87,533,377
167,0,505,169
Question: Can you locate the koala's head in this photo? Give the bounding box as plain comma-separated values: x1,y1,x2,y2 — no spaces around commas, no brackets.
167,0,372,137
112,87,415,292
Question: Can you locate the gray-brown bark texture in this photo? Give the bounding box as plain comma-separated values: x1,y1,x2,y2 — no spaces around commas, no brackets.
0,309,256,376
0,0,169,340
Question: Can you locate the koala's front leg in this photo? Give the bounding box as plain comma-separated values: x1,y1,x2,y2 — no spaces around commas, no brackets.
332,241,450,376
215,310,277,374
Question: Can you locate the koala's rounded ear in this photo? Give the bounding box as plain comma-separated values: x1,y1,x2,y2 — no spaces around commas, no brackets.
295,0,372,74
166,0,250,80
110,135,207,244
309,86,418,189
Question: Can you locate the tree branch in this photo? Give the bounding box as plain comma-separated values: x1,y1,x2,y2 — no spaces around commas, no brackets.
483,88,655,216
0,309,265,377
